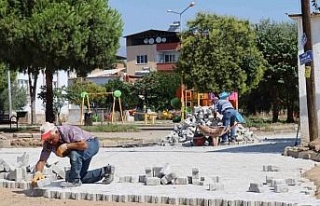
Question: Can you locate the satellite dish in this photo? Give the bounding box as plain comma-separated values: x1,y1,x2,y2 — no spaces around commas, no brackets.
148,38,154,44
162,37,166,43
156,37,162,43
144,38,148,44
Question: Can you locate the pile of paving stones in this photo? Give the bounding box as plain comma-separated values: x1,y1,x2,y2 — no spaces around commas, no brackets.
0,152,67,189
163,106,258,146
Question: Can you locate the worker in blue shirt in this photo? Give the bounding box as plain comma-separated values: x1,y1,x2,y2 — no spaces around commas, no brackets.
213,93,237,144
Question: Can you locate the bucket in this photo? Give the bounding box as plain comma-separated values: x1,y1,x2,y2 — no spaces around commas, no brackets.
236,111,246,123
193,137,206,146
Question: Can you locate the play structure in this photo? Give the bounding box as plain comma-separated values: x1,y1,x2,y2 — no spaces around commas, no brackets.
80,90,123,125
173,88,239,120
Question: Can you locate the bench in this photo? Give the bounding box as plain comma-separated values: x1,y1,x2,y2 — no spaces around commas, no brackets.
0,114,18,129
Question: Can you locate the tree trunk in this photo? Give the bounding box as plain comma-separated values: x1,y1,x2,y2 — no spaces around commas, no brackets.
28,68,39,125
271,88,279,123
286,100,295,123
45,68,54,122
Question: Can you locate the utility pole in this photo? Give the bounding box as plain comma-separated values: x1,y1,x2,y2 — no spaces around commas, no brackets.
301,0,318,142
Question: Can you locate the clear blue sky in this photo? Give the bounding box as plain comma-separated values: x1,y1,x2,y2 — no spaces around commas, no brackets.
109,0,301,55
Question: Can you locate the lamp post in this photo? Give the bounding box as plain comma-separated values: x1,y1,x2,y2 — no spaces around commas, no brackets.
167,1,195,121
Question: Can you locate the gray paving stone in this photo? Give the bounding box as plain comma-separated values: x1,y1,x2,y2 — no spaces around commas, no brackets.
174,176,188,185
145,177,160,185
144,195,159,203
153,166,163,178
192,167,200,179
70,192,82,200
248,183,266,193
145,167,152,177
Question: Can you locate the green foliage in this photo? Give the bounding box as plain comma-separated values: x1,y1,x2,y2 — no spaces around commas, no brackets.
37,85,69,115
312,0,320,11
66,79,106,107
250,19,298,122
134,72,181,111
177,12,266,95
1,82,27,111
0,0,123,121
104,79,137,110
81,124,139,132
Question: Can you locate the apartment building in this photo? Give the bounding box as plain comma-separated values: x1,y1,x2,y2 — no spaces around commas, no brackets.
125,29,180,79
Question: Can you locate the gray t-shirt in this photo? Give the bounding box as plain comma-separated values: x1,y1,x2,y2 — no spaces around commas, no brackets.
39,125,94,161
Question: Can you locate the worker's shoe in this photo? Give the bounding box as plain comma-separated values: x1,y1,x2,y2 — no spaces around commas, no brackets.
60,179,82,188
102,164,115,184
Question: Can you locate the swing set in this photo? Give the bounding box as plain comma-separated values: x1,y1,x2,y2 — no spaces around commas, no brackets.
80,90,123,125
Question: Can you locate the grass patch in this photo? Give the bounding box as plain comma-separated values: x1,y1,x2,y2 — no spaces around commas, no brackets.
80,124,140,132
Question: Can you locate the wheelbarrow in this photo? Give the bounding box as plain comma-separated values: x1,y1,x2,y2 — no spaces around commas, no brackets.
196,123,239,146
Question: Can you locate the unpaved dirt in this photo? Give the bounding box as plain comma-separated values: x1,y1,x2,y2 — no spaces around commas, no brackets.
0,187,169,206
303,165,320,199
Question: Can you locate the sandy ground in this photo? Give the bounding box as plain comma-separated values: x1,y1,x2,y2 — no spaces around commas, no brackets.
0,187,169,206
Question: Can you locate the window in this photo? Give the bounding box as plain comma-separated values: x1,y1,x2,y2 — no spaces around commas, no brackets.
159,53,176,63
164,54,176,63
136,55,148,64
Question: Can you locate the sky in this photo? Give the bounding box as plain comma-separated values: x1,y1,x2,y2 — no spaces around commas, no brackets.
109,0,302,55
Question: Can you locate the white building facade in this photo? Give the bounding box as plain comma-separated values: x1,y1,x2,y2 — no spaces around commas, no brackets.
17,70,70,124
290,14,320,145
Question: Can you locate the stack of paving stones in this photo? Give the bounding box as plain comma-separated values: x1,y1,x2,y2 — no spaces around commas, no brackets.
248,165,316,195
163,106,258,146
118,163,224,189
0,152,66,190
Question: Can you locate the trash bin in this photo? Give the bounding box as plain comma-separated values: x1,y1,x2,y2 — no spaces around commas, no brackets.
84,112,93,126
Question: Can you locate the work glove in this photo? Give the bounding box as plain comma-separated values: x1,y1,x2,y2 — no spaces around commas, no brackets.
56,143,69,157
31,171,44,187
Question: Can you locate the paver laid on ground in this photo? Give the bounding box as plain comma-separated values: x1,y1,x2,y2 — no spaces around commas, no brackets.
0,132,319,205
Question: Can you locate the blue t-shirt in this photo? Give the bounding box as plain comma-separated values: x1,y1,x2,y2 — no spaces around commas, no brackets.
214,99,234,114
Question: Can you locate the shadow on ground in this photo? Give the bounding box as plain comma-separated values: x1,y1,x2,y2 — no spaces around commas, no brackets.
208,138,300,154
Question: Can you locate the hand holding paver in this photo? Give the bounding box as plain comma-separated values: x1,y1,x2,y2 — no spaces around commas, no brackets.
56,143,68,157
32,171,44,187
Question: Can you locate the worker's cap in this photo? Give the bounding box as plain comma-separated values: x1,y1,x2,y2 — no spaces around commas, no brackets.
40,122,56,141
219,92,230,100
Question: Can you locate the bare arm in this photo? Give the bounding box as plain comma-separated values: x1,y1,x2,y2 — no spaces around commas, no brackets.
35,160,46,172
66,140,88,151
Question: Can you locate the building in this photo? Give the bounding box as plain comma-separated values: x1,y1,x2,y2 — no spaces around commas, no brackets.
125,29,180,81
289,13,320,145
15,55,126,124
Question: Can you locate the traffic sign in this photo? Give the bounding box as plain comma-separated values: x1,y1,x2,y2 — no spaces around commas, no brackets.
299,50,313,65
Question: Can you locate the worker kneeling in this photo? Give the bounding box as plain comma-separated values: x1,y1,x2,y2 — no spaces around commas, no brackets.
32,122,114,187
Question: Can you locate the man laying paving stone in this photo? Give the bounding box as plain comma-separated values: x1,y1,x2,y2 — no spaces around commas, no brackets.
32,122,115,187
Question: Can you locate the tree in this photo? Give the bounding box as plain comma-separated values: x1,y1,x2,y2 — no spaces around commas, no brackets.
104,79,138,111
38,85,69,124
253,19,298,122
134,72,181,111
312,0,320,11
1,81,27,112
177,12,266,95
66,79,106,108
0,0,123,122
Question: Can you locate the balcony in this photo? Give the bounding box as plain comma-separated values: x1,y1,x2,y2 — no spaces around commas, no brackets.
156,63,177,71
156,42,180,51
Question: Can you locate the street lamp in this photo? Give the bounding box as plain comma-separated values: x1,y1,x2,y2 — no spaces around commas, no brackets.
167,2,195,121
167,1,195,42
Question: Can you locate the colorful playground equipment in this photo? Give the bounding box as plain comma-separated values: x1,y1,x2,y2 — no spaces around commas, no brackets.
173,88,239,119
80,90,123,125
